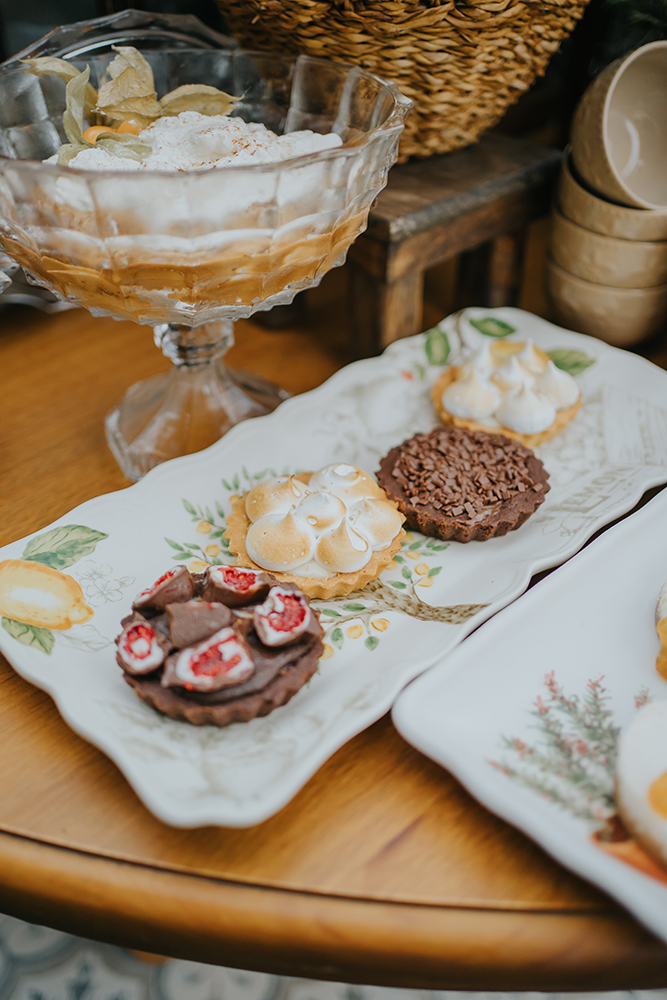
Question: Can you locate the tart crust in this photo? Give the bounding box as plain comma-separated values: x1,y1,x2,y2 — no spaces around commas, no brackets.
225,492,405,599
431,367,582,449
123,636,323,726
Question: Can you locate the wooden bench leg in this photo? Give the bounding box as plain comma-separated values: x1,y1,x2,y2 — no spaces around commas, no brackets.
348,260,424,358
457,230,526,310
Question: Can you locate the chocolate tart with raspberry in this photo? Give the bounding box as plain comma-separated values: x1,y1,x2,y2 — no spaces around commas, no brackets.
116,565,324,726
377,427,550,543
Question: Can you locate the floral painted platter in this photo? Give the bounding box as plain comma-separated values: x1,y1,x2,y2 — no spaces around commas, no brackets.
392,487,667,945
2,306,667,828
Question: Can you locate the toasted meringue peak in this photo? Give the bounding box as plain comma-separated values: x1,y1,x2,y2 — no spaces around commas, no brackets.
517,338,544,375
294,491,346,532
316,520,370,573
308,462,386,502
245,475,307,523
348,497,404,550
240,463,402,577
492,354,534,393
496,383,556,435
442,368,500,421
536,360,579,410
246,511,314,572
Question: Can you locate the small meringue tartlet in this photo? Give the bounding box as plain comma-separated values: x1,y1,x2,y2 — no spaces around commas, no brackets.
431,339,582,448
225,463,406,599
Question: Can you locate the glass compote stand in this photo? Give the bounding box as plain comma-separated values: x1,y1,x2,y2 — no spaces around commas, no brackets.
0,10,410,479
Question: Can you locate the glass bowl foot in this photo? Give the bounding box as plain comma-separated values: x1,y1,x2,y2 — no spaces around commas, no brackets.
105,327,289,481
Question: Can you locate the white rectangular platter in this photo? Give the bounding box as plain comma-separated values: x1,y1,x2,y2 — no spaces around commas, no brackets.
2,306,667,828
393,487,667,946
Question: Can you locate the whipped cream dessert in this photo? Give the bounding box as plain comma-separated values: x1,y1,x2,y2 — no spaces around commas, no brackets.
440,340,579,436
238,464,403,579
46,111,342,172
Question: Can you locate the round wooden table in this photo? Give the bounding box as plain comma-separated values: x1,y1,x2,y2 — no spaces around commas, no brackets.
2,304,667,990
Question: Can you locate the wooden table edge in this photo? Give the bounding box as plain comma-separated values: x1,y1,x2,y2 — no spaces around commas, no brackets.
1,830,666,990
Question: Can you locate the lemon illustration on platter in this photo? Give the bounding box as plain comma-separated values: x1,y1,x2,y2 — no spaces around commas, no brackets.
0,559,93,630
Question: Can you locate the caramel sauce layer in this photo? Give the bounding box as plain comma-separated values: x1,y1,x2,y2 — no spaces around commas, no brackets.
1,212,365,323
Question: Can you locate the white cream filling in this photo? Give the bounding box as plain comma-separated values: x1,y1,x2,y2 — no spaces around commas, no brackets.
56,111,343,173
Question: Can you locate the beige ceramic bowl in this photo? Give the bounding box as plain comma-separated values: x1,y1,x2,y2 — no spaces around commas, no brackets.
559,152,667,241
571,41,667,210
546,256,667,346
551,209,667,288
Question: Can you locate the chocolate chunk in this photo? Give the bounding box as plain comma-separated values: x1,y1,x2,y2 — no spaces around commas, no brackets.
133,566,195,612
166,600,234,648
200,565,271,607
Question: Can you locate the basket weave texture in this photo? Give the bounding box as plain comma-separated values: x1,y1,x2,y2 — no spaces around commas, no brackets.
219,0,590,159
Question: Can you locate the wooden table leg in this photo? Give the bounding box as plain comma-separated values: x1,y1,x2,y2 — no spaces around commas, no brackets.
348,259,424,357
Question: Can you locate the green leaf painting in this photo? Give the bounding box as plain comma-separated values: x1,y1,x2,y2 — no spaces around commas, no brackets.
547,349,596,376
2,617,54,654
331,627,344,649
424,327,450,365
469,317,516,338
22,525,108,570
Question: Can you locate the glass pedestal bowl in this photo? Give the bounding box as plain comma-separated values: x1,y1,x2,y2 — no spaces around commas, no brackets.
0,10,410,480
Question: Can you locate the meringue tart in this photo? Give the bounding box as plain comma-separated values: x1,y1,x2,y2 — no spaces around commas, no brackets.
431,338,582,449
225,463,405,599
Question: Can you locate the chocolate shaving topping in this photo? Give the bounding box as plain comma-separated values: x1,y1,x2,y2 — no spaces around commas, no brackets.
377,427,550,543
389,428,540,523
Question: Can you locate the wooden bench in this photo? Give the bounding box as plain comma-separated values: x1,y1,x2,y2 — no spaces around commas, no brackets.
347,132,562,356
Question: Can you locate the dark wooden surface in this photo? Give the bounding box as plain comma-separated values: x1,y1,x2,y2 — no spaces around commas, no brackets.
348,134,562,353
1,304,667,987
365,133,562,243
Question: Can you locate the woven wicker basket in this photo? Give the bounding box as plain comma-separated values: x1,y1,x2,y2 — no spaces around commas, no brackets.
218,0,590,159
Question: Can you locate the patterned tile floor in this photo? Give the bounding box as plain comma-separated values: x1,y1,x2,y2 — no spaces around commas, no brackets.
0,913,664,1000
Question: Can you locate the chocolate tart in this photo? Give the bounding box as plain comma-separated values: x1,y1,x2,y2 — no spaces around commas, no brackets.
116,567,323,727
377,427,550,543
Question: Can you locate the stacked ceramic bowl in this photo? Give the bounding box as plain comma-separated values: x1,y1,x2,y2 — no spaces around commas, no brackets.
547,41,667,347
